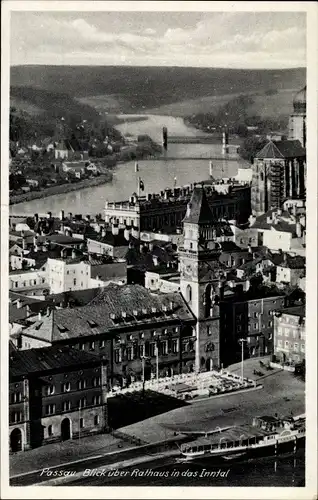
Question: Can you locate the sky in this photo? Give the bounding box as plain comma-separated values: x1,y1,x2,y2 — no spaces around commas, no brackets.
10,11,306,68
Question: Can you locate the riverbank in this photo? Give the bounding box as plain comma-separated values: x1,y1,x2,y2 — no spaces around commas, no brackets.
10,172,113,206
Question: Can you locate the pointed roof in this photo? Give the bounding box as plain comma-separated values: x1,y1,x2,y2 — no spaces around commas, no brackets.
255,140,305,159
183,185,213,225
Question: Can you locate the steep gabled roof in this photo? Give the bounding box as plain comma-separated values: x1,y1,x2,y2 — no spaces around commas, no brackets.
255,140,305,159
183,186,213,225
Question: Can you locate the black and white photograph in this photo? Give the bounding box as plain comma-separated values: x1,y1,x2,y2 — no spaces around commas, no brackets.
1,1,317,498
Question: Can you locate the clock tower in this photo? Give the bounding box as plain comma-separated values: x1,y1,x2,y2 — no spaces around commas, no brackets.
179,185,224,373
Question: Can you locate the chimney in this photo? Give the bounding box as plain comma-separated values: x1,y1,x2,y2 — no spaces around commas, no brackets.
34,213,39,223
147,193,152,201
46,306,51,317
33,235,38,252
283,253,288,264
124,226,131,241
59,210,65,221
277,208,282,216
72,248,77,259
16,299,22,309
60,248,66,258
86,215,91,221
101,227,106,238
152,255,159,266
22,237,27,251
112,223,119,236
47,211,52,219
266,215,272,224
164,190,169,200
292,204,297,217
68,212,73,220
38,312,42,321
296,222,302,238
43,241,49,252
248,244,252,254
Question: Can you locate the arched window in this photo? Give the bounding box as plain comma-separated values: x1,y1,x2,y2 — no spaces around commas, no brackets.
186,284,192,303
204,284,212,318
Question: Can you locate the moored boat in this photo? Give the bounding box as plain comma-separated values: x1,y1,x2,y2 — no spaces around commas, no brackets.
180,415,305,461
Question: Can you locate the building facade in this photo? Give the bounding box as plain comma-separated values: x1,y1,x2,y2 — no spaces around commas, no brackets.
105,182,251,232
219,291,286,367
273,305,305,365
9,345,107,452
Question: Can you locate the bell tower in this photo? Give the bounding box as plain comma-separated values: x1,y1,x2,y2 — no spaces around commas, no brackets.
179,185,223,373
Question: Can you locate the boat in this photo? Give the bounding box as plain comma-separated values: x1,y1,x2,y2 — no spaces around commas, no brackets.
180,415,305,461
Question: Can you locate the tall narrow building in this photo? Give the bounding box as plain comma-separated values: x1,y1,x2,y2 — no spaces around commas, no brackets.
179,186,224,372
288,86,306,147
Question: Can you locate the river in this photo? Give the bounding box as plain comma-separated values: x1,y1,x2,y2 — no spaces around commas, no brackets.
10,115,249,216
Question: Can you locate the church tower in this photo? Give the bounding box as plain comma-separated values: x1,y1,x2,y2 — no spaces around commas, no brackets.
179,185,224,373
288,86,306,148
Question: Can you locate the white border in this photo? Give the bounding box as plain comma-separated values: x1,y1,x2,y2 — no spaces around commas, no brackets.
1,2,317,499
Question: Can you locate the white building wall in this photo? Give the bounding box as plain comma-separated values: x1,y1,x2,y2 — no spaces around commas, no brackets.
9,270,47,290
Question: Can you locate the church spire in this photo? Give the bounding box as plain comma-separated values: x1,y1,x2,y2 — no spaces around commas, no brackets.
183,185,213,225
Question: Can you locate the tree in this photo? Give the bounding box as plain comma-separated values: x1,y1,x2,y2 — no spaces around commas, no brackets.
239,136,268,163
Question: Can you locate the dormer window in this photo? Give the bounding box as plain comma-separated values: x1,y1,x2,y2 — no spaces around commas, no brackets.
87,320,98,328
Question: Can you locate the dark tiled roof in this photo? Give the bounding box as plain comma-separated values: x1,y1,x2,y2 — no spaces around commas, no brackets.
219,241,243,253
89,230,137,248
51,285,194,341
49,288,102,308
255,140,305,159
280,305,306,317
183,186,213,225
9,345,101,379
90,261,126,280
278,255,306,269
252,209,297,235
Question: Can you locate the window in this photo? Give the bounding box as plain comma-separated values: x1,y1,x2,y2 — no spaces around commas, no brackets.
150,343,156,357
94,415,100,426
78,380,87,390
172,339,179,353
93,377,101,387
114,350,120,363
127,347,133,361
127,334,133,341
93,395,101,405
207,326,211,336
301,344,305,352
268,321,272,327
248,325,251,331
294,343,299,351
11,411,23,423
89,341,95,350
63,400,71,411
253,312,258,318
67,271,69,275
80,418,84,429
44,384,55,396
161,342,167,355
254,323,258,330
186,284,192,303
140,332,144,339
62,382,70,393
48,425,53,437
73,279,77,286
151,330,157,338
139,344,145,357
285,341,289,348
174,327,179,333
190,242,193,249
79,398,87,409
46,404,56,415
11,392,22,403
79,343,85,351
278,339,282,347
99,339,105,348
247,337,251,344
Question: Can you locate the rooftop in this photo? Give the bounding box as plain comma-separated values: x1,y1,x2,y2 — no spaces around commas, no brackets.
9,345,101,379
280,305,306,318
255,140,305,160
